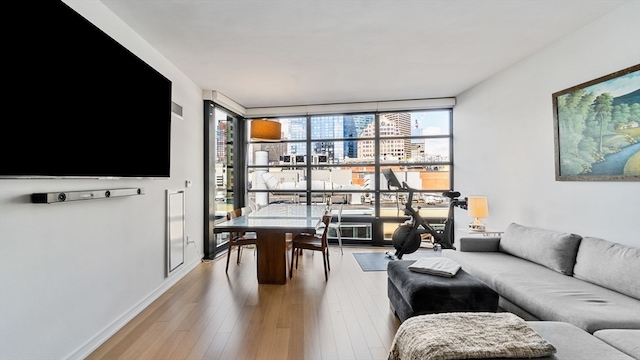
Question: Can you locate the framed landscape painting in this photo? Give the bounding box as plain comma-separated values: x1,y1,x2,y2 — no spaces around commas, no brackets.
552,64,640,181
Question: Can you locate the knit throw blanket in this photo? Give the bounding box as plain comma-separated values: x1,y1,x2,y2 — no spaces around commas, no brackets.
388,313,556,360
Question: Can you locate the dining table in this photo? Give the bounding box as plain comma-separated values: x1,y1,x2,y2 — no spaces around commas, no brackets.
214,204,329,284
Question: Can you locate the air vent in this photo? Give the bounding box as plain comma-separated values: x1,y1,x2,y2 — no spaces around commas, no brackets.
171,101,183,118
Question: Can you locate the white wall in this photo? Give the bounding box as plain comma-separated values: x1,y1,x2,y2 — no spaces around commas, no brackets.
0,1,204,359
454,1,640,247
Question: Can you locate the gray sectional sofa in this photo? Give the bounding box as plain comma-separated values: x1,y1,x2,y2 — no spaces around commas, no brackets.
442,222,640,359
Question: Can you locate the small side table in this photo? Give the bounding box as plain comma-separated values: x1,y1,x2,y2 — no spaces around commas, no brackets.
458,228,504,237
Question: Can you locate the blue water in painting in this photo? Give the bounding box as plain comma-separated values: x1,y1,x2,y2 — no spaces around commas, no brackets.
591,142,640,175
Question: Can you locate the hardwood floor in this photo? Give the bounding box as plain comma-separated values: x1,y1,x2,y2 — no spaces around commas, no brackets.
87,246,401,360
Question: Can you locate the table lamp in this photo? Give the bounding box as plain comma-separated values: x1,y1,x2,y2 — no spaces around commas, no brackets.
467,196,488,230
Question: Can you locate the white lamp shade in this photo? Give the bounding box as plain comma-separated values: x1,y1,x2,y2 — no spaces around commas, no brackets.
468,196,489,218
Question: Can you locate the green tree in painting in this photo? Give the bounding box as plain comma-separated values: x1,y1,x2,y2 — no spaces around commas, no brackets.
593,93,613,154
612,103,630,129
630,103,640,123
557,89,595,175
578,136,598,167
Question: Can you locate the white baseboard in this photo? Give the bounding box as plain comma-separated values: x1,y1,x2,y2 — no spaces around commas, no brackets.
66,257,202,360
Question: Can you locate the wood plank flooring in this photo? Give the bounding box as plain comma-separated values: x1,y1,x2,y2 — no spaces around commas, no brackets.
87,246,401,360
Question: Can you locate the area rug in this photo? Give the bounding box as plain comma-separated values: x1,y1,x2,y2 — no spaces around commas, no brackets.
353,249,441,271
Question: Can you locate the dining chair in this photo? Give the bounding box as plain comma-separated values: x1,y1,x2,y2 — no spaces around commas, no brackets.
290,212,332,280
327,203,344,254
225,208,257,273
240,206,257,250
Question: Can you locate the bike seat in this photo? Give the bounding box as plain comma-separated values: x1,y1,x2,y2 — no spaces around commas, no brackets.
442,190,461,199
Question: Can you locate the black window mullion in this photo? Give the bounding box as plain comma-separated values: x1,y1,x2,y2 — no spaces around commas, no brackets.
306,115,312,204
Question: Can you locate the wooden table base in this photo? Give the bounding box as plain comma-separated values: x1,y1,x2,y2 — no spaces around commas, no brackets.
256,230,288,284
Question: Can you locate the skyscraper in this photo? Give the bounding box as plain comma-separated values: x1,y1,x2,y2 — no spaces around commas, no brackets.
343,114,374,159
358,113,411,160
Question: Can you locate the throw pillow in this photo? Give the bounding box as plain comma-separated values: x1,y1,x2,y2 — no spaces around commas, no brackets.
499,223,582,275
573,237,640,300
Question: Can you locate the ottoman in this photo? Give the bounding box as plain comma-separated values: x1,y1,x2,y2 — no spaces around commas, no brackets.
388,315,636,360
387,260,498,322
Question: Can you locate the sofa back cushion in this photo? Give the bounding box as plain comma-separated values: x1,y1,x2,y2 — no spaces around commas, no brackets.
573,236,640,300
499,223,582,275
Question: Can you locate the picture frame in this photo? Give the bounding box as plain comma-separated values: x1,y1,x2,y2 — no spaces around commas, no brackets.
552,64,640,181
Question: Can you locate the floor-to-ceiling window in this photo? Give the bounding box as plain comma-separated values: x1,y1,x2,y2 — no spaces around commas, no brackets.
205,102,246,258
245,109,453,246
377,111,452,241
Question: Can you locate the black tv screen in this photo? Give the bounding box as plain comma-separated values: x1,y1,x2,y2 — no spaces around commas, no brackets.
2,1,172,178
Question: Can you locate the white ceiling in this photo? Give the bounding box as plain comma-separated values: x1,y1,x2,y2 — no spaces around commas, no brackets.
99,0,628,109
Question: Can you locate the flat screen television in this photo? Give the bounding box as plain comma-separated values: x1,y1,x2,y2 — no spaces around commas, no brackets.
2,1,172,179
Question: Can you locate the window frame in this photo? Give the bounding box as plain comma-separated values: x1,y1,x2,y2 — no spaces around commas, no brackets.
245,109,454,246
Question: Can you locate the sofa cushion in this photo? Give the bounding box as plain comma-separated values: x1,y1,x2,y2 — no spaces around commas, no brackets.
573,237,640,300
443,249,640,333
499,223,582,275
593,329,640,360
531,322,636,360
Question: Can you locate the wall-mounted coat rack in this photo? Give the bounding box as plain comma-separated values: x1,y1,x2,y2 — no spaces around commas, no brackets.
31,188,144,204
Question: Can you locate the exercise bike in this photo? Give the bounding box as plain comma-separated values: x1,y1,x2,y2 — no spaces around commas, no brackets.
382,169,467,260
